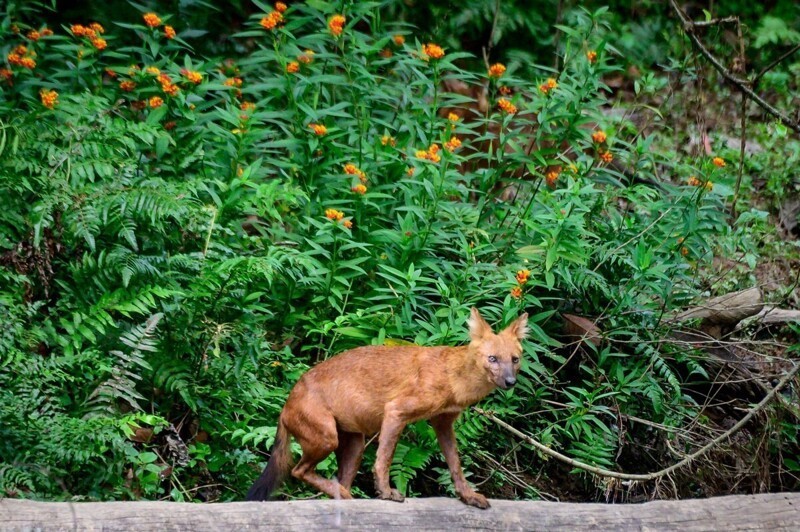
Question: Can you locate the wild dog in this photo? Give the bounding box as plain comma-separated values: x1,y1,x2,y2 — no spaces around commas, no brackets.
246,308,528,509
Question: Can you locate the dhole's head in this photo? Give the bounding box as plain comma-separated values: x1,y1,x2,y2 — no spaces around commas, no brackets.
468,308,528,390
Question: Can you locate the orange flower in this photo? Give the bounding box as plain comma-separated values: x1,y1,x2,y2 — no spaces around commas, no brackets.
162,83,179,96
545,170,560,186
687,176,701,187
325,208,344,221
416,143,441,163
71,24,88,37
275,2,287,12
224,77,243,87
260,11,283,30
444,136,461,152
498,85,511,95
447,112,459,122
146,66,161,75
422,43,445,60
591,130,607,143
0,68,12,82
164,25,176,39
343,219,353,229
240,101,256,111
515,269,530,285
488,63,506,78
406,167,415,177
381,135,396,147
510,286,523,299
351,184,367,194
705,181,713,191
308,123,327,135
379,48,393,59
91,37,107,50
149,96,164,108
298,49,314,64
39,88,58,109
680,247,689,256
329,14,346,36
41,28,53,36
181,69,203,84
286,61,299,73
143,13,162,28
119,80,136,91
19,57,36,69
393,34,405,46
105,68,117,78
497,98,517,114
90,22,105,34
27,30,41,41
586,50,597,64
539,77,558,94
712,157,726,168
600,151,613,163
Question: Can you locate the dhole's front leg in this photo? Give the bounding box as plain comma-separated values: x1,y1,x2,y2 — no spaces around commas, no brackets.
430,412,490,509
373,411,406,502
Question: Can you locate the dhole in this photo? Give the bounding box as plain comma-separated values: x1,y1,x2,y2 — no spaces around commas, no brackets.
246,308,528,509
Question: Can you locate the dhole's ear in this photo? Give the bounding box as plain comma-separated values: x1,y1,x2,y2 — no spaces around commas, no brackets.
504,313,529,340
468,307,493,341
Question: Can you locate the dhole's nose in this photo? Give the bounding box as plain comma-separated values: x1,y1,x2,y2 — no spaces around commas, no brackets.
504,377,516,388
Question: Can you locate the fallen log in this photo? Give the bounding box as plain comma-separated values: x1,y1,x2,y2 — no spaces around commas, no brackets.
2,494,800,531
670,287,763,325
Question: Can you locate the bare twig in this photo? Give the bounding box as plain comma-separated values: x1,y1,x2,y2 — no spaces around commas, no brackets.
475,360,799,481
668,0,800,135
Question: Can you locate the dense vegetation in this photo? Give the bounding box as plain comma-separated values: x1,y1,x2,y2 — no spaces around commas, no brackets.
1,0,798,503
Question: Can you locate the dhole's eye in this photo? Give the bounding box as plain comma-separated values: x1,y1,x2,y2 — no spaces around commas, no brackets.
488,355,498,363
512,356,520,364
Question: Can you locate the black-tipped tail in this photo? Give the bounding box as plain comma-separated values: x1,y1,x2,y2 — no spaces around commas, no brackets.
245,421,291,501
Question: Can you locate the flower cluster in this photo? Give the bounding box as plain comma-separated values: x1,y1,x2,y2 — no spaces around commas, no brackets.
143,13,162,28
27,28,53,41
712,157,726,168
344,163,368,183
393,35,405,46
308,123,327,136
39,88,58,109
539,77,558,94
422,43,445,60
545,169,560,187
181,69,202,84
325,209,344,221
164,25,176,39
498,85,512,95
351,184,367,194
286,61,299,73
156,71,179,96
7,45,36,69
261,9,284,31
488,63,506,78
328,15,345,36
687,176,713,191
416,143,441,163
298,50,314,64
444,136,461,152
592,130,612,163
586,50,598,64
381,135,396,147
591,130,607,144
497,98,517,114
510,269,531,299
447,112,460,122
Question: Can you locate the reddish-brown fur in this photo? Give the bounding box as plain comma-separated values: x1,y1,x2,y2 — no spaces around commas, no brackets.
245,308,528,509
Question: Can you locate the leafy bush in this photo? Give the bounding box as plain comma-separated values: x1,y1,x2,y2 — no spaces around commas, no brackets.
0,0,762,502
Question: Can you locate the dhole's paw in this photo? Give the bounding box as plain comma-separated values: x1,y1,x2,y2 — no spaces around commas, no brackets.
461,492,490,509
378,488,405,503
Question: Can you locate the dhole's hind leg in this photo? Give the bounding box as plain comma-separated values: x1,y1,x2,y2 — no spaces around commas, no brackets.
284,402,351,500
335,431,365,491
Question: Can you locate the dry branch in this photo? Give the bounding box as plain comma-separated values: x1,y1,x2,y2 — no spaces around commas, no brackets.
670,287,763,325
